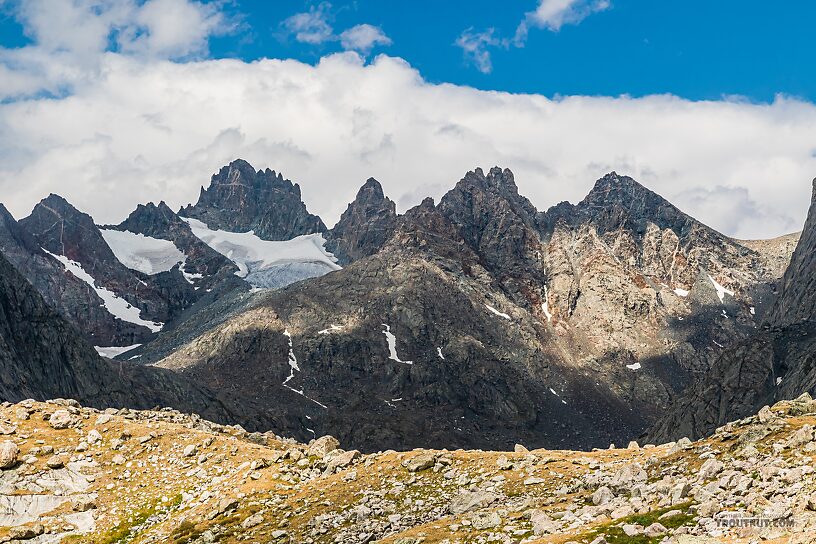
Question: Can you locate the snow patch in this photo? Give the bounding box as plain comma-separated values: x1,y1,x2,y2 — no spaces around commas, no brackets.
181,218,340,288
708,274,734,303
673,288,689,297
548,387,567,405
626,362,642,370
99,229,185,275
44,249,162,332
776,377,782,386
318,324,343,335
94,344,142,358
750,306,756,315
281,329,327,409
437,347,445,360
382,324,413,364
180,262,204,285
541,285,553,322
485,304,511,320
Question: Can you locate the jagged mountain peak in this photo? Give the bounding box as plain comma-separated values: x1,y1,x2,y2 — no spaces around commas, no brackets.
462,166,520,194
325,177,397,264
582,171,669,208
180,160,326,241
357,176,387,199
111,199,190,238
211,159,299,196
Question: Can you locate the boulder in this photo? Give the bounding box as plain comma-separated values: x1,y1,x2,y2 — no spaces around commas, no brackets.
448,490,497,514
0,440,18,469
308,435,340,458
49,409,77,429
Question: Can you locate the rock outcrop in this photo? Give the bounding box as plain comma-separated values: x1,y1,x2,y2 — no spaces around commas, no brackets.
325,178,397,264
155,167,794,452
179,159,326,240
17,194,203,346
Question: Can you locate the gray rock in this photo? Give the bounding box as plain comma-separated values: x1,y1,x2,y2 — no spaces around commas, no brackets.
448,490,497,514
592,486,614,506
0,440,18,469
308,436,340,458
404,452,436,472
49,409,77,429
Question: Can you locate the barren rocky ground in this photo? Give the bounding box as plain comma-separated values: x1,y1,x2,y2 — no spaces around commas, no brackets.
1,396,816,543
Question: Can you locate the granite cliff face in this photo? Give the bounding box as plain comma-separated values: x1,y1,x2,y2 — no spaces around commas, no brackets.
158,192,642,452
179,159,326,240
649,179,816,442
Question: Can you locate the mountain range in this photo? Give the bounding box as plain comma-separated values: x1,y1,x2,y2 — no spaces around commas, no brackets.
0,158,812,454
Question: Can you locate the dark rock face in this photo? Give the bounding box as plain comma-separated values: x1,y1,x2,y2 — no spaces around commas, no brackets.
19,194,191,336
649,179,816,443
325,178,397,265
180,159,326,240
0,249,238,424
0,161,801,453
439,167,543,278
769,178,816,326
0,204,146,346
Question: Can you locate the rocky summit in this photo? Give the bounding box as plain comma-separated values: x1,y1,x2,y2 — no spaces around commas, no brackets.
1,397,815,543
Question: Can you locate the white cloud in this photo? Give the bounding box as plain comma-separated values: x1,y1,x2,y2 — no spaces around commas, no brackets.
455,28,502,74
0,0,230,98
458,0,610,73
516,0,611,42
281,2,334,45
672,185,799,240
0,51,815,241
121,0,226,58
282,4,391,55
0,3,814,240
339,24,392,55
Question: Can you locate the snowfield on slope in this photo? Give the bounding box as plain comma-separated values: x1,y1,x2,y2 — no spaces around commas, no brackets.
99,229,185,275
95,344,142,359
43,250,162,332
181,218,341,288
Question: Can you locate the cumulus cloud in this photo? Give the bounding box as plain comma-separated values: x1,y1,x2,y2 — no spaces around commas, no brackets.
0,0,230,98
281,3,391,55
516,0,611,42
0,50,815,240
339,24,392,55
457,0,610,73
281,2,334,45
455,28,503,74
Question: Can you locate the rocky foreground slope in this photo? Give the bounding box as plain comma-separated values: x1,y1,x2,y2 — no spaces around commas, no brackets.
2,397,816,543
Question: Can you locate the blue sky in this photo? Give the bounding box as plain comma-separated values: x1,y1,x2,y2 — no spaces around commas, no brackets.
2,0,811,102
0,0,815,239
